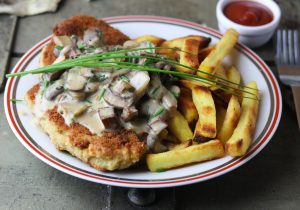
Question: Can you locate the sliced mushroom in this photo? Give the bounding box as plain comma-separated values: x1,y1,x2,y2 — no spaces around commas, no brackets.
149,119,168,136
146,134,157,149
128,71,150,98
121,106,138,122
103,87,134,108
111,80,134,95
123,40,139,48
83,28,101,47
44,79,64,100
140,99,161,116
169,85,180,98
84,82,99,93
41,71,65,82
161,91,177,112
65,72,87,91
68,91,86,101
53,36,72,47
98,106,118,129
78,67,94,78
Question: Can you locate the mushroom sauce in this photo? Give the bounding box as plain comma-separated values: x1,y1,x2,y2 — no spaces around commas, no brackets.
35,28,181,152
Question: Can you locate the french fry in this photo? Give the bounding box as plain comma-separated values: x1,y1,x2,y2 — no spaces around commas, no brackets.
178,88,198,124
192,86,217,139
226,81,259,156
210,65,228,91
157,35,211,59
198,45,216,63
217,95,241,143
176,37,201,74
197,29,239,78
146,140,225,172
226,66,241,90
180,79,200,90
134,35,165,46
216,105,227,132
167,110,193,142
169,140,193,151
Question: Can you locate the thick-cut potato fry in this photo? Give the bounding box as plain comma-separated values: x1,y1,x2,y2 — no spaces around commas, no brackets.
180,79,200,90
210,65,228,91
217,95,241,143
197,29,239,78
176,37,201,74
216,105,227,132
169,140,193,151
226,66,241,90
226,81,259,156
198,45,216,63
146,140,225,172
192,86,217,139
178,88,198,124
157,35,211,59
134,35,165,46
167,110,193,142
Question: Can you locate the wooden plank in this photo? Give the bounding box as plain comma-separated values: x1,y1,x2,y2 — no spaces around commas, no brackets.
0,15,17,92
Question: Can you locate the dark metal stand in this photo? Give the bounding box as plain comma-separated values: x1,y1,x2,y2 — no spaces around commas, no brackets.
127,188,156,206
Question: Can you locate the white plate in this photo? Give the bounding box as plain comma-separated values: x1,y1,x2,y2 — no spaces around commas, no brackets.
4,16,282,188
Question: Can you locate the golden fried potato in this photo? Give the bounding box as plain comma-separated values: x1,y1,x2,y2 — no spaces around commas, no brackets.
176,37,201,74
167,110,193,142
217,95,241,143
192,86,217,139
178,87,198,124
135,35,166,46
210,65,228,91
169,139,193,151
180,79,200,90
197,29,239,78
216,105,227,133
146,139,225,172
198,45,216,63
226,81,259,156
157,35,211,59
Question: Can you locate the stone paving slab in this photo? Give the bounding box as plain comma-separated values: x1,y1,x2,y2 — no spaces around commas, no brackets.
0,15,17,91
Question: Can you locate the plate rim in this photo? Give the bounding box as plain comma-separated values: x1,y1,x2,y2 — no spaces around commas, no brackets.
4,15,282,188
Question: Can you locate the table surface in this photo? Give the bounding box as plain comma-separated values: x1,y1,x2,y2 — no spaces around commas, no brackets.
1,0,300,209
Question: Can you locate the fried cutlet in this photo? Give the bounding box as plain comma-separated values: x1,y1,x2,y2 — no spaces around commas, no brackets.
26,16,146,171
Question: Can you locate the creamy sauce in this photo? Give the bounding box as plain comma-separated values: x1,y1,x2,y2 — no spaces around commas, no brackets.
75,110,104,135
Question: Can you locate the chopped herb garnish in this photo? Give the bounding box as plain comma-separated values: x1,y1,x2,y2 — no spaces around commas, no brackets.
10,99,23,104
40,80,49,96
54,45,63,51
150,106,165,119
151,86,160,95
120,75,130,82
98,31,106,46
85,99,92,104
86,47,96,53
95,73,107,81
77,43,85,49
171,91,179,98
97,88,106,101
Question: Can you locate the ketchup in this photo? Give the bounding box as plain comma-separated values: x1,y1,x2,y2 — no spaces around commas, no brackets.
224,1,273,26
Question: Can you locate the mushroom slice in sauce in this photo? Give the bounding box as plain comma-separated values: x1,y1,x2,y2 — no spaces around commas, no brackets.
121,106,138,122
68,91,86,101
104,87,134,108
84,82,99,93
53,36,72,47
128,71,150,98
162,91,177,112
65,72,87,91
98,106,118,129
148,119,168,136
44,79,64,100
83,28,101,47
111,79,134,95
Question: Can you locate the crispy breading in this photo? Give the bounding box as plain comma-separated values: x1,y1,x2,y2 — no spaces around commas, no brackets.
28,16,145,171
26,85,146,171
40,15,129,66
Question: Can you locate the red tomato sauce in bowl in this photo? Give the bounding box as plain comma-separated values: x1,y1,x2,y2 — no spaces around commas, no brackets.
224,1,273,26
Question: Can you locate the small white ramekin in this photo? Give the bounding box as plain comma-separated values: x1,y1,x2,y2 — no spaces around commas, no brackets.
216,0,281,48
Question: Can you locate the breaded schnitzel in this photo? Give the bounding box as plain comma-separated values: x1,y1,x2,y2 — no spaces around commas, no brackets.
26,16,146,171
